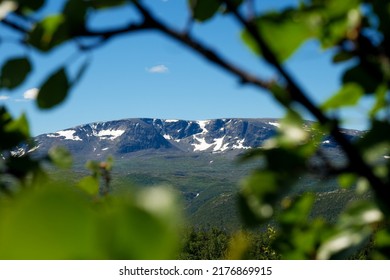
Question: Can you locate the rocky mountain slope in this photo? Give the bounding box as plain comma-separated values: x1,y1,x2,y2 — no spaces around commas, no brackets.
21,118,360,160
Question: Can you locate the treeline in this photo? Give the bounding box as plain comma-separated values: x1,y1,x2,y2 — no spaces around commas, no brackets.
178,226,375,260
178,227,279,260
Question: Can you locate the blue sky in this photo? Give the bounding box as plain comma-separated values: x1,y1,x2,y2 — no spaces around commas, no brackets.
0,0,366,136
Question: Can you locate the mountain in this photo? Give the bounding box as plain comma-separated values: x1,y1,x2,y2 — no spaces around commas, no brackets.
23,118,360,160
11,118,364,229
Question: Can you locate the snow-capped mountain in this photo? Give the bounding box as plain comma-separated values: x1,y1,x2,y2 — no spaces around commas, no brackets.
21,118,360,159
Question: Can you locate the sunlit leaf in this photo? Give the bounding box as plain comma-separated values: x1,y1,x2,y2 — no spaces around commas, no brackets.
78,176,99,196
369,84,388,117
322,83,364,110
37,68,70,109
242,9,315,62
0,57,32,89
279,193,315,226
102,187,182,259
337,173,357,189
317,229,371,259
0,184,102,259
28,14,70,51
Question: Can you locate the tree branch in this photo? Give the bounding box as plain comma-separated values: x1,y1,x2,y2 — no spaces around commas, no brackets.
0,17,29,34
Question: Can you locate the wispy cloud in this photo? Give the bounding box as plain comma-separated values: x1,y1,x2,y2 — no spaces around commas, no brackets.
146,64,169,74
0,95,10,101
23,88,39,100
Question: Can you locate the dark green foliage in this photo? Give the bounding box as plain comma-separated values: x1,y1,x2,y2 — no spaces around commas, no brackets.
179,227,279,260
0,57,32,89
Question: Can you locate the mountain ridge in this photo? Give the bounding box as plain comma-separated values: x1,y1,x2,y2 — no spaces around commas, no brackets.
15,117,361,160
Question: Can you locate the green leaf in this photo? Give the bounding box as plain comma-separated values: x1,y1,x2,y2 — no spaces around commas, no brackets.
37,68,70,109
103,187,183,259
337,173,357,189
48,146,72,169
317,229,371,259
242,9,315,62
0,57,32,89
332,51,354,63
28,14,70,51
369,84,388,117
189,0,220,22
63,0,87,31
0,184,102,259
78,176,99,196
279,193,315,226
343,63,383,94
0,110,30,150
322,83,364,110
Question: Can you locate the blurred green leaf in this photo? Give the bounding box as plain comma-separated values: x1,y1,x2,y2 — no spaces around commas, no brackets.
78,176,99,196
339,201,383,228
279,193,315,226
0,110,30,150
332,51,354,63
37,68,70,109
369,84,388,117
48,146,72,169
370,0,390,41
317,228,371,259
12,0,45,12
0,184,102,259
63,0,88,32
322,83,364,110
28,14,70,51
189,0,220,22
373,229,390,259
0,57,32,89
343,63,383,94
338,173,357,189
242,9,316,62
102,187,183,259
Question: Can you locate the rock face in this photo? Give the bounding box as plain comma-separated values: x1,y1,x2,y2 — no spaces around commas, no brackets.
23,118,361,159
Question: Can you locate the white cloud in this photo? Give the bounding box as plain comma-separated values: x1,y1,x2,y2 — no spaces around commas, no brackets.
0,95,10,100
146,64,169,74
23,88,39,100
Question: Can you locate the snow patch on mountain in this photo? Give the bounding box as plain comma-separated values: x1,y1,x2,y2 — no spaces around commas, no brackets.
268,122,280,128
232,139,250,150
47,130,82,141
93,129,125,140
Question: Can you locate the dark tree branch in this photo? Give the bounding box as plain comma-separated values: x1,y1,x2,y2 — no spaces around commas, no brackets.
0,17,29,34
